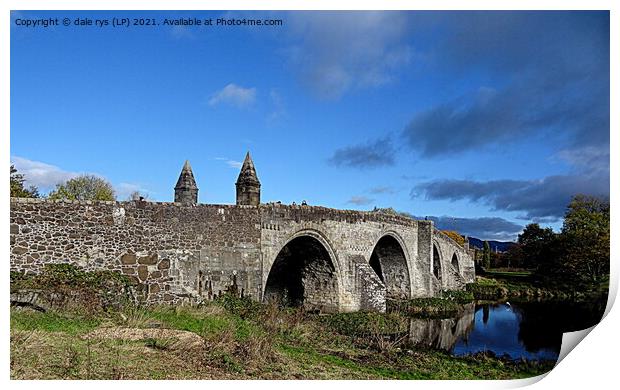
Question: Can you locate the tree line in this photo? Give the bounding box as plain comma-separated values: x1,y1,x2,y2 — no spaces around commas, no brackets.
479,195,609,291
10,164,146,201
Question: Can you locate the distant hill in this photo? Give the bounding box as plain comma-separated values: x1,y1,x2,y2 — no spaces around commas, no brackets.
466,237,516,253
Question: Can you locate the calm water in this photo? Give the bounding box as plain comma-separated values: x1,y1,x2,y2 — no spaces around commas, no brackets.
403,299,606,361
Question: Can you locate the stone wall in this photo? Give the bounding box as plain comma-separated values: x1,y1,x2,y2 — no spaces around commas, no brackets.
10,198,261,304
10,198,475,311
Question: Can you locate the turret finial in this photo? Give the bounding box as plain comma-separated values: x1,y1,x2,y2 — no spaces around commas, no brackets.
174,160,198,204
236,152,260,206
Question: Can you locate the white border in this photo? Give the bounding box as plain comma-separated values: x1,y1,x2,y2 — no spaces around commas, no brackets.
2,1,617,389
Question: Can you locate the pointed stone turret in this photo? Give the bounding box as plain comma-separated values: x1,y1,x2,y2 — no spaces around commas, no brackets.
236,152,261,206
174,160,198,204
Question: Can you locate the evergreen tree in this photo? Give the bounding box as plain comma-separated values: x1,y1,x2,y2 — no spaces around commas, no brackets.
483,241,491,269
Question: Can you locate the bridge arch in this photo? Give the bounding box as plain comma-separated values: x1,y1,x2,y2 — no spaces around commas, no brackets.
263,229,342,312
432,242,443,282
451,252,460,273
368,232,412,299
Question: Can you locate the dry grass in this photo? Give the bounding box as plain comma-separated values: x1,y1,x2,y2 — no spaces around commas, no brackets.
10,328,236,379
84,327,205,351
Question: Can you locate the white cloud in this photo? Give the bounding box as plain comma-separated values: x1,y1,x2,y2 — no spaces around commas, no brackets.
11,156,153,200
285,12,413,99
267,89,287,123
11,156,79,190
208,84,257,108
226,160,242,169
214,157,242,169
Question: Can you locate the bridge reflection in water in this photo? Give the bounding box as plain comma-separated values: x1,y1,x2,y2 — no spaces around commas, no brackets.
405,303,476,352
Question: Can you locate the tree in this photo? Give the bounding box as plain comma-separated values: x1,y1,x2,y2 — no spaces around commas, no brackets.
10,164,39,198
534,194,610,290
518,223,556,269
490,251,502,268
502,243,525,269
48,175,115,201
558,195,610,286
482,241,491,269
372,207,414,218
441,230,465,246
128,191,149,201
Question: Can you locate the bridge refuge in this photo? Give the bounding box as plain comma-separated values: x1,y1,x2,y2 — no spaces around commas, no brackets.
9,155,475,312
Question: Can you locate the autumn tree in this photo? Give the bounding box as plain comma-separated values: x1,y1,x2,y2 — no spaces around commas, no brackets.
441,230,466,246
48,175,115,201
10,164,39,198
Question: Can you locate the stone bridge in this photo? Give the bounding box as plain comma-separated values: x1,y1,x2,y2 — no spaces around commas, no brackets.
10,199,474,312
10,156,474,312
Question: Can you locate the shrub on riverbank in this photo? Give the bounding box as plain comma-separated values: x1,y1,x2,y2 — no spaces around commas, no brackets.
386,290,475,318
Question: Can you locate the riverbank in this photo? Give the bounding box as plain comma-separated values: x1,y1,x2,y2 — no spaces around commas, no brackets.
387,290,475,318
467,270,609,301
10,299,553,380
384,271,608,320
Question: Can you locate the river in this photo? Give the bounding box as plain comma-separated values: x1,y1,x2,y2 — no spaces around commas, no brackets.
404,299,607,361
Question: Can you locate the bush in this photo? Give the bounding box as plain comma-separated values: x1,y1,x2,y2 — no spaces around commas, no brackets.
215,294,262,319
440,290,474,303
321,311,406,337
10,264,136,313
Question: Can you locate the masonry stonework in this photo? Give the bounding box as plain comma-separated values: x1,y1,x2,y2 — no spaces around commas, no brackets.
9,157,475,312
10,198,474,312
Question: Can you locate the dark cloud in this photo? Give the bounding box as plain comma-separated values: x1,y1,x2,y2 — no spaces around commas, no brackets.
347,196,374,206
383,210,523,241
328,137,395,169
414,173,609,221
427,216,523,241
554,146,610,176
402,12,609,158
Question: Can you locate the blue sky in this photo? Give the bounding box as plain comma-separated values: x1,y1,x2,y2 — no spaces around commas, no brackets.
10,11,610,241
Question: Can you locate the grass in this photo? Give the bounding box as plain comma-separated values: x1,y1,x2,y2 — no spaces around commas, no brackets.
485,270,533,278
473,269,609,301
467,272,578,301
10,299,555,380
10,265,555,380
11,310,101,335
